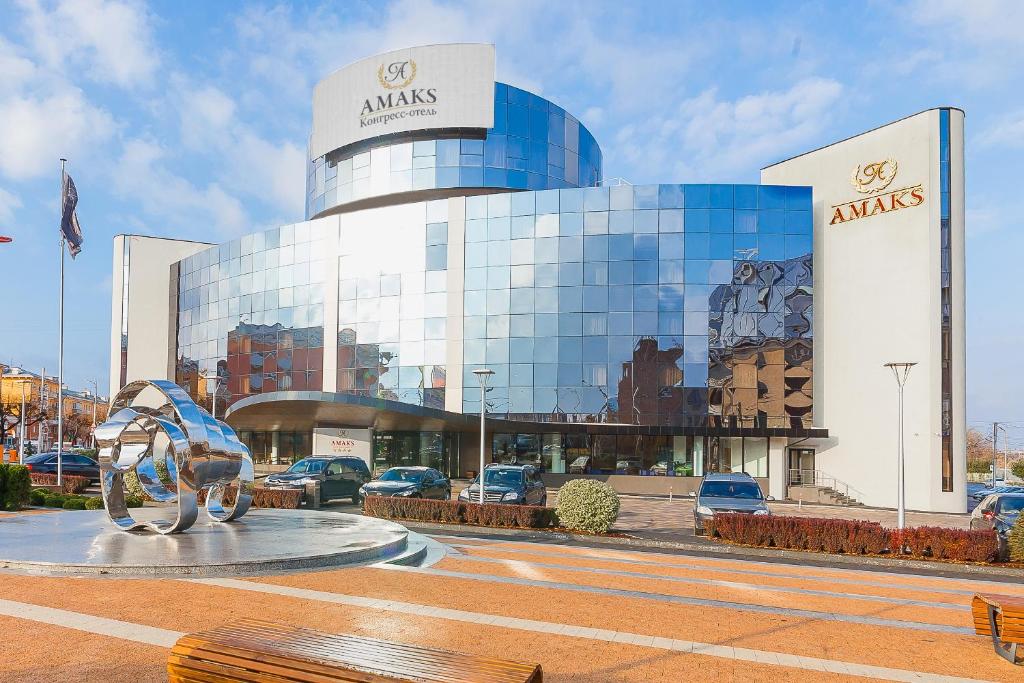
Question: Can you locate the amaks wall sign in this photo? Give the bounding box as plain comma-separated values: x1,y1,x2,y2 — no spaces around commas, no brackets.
829,158,924,225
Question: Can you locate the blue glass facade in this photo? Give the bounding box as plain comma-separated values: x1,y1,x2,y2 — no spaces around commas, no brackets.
456,185,813,430
306,83,602,219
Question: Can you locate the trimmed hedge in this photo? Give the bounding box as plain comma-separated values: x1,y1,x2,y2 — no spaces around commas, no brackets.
708,514,999,563
30,472,90,494
364,496,558,529
29,488,47,506
85,496,104,510
63,498,87,510
0,464,32,510
555,479,620,534
195,486,303,509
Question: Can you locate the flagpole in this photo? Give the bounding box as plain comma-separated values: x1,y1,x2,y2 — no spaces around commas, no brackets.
57,158,66,487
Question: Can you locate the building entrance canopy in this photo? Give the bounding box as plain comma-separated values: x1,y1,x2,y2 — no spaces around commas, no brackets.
225,391,827,439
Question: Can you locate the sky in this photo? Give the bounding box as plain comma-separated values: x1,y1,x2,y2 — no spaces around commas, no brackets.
0,0,1022,446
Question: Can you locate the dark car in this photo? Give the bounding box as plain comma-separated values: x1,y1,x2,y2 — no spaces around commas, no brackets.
969,485,1024,502
359,467,450,502
691,472,772,535
264,456,371,504
24,452,100,483
458,464,547,506
970,493,1024,560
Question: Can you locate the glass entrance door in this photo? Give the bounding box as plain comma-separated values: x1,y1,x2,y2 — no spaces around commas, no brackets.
787,448,815,485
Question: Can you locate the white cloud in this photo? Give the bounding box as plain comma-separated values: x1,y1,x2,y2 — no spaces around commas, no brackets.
111,138,249,238
172,80,306,217
611,77,844,183
0,88,115,180
977,110,1024,148
16,0,159,87
0,187,22,223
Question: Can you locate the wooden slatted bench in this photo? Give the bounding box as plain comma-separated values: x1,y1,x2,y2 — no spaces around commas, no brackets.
167,618,543,682
972,593,1024,664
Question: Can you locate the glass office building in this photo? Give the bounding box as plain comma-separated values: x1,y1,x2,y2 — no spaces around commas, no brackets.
172,49,819,483
113,45,966,510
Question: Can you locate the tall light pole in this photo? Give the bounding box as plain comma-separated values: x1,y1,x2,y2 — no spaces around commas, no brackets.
17,380,30,463
201,371,219,419
884,362,916,529
88,379,98,449
473,368,494,505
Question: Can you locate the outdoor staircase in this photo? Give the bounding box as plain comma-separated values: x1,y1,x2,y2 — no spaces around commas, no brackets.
787,470,865,507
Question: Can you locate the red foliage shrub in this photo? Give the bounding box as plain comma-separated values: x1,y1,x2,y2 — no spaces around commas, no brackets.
195,486,302,509
363,496,557,529
30,472,90,494
708,514,998,563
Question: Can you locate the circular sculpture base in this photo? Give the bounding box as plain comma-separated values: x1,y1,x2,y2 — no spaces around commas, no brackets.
0,509,411,577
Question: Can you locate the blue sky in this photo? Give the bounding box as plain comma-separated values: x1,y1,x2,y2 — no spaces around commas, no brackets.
1,0,1021,444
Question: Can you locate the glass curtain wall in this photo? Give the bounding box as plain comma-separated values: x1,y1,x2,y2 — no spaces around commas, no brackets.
306,83,603,219
462,184,813,430
492,432,771,477
176,223,327,412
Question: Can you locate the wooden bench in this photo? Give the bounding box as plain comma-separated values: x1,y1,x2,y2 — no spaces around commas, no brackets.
972,593,1024,664
167,618,543,682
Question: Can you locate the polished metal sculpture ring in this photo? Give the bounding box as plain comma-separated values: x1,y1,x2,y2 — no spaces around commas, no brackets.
95,379,254,534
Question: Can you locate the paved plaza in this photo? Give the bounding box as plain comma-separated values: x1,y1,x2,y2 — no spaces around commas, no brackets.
0,524,1021,682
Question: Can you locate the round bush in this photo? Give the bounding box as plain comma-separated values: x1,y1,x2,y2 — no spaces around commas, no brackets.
1009,514,1024,562
555,479,620,534
124,495,144,508
85,497,105,510
62,498,86,510
29,489,47,506
44,494,66,508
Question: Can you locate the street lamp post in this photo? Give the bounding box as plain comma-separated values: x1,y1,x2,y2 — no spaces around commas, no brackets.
201,371,219,419
884,362,917,530
88,379,98,449
472,368,494,505
17,380,30,463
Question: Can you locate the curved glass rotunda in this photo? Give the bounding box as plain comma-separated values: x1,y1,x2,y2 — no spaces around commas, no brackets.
167,44,822,483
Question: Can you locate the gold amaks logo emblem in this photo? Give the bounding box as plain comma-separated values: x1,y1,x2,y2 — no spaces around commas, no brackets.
850,158,898,194
830,156,924,226
377,59,417,89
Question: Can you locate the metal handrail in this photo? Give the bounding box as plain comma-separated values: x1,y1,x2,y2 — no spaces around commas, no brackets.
787,468,866,503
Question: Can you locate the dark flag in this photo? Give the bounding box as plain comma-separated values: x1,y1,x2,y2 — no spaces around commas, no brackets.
61,172,83,258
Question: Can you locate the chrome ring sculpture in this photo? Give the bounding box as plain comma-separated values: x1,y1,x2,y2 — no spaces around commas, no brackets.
95,379,254,534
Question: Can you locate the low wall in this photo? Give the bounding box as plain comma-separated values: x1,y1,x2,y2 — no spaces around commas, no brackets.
540,473,769,497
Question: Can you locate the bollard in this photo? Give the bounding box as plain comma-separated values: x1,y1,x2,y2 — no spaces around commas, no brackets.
304,481,321,509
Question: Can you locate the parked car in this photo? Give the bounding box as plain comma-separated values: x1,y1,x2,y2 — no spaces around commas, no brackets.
970,492,1024,560
615,459,642,475
691,472,772,535
24,452,99,483
568,456,590,474
264,456,370,504
359,467,450,502
458,464,547,506
969,485,1024,502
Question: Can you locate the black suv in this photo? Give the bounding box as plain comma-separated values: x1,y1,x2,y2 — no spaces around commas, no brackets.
458,464,547,506
264,456,371,504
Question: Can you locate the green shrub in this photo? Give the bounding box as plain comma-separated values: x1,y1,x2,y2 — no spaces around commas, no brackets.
0,463,32,510
29,489,47,506
123,470,146,499
43,493,66,508
124,495,144,508
62,498,87,510
1011,460,1024,481
555,479,620,534
967,458,992,474
85,497,104,510
1009,514,1024,562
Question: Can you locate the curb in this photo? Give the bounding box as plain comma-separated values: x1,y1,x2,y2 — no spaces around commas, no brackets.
401,520,1024,582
